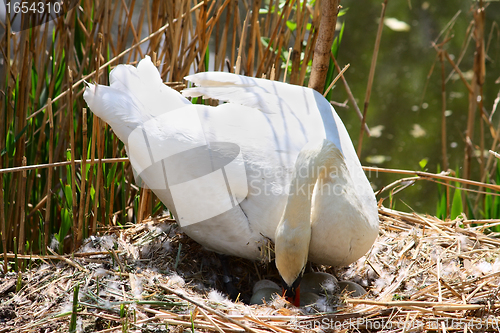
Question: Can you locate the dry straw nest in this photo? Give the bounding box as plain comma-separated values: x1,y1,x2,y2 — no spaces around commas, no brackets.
1,206,500,332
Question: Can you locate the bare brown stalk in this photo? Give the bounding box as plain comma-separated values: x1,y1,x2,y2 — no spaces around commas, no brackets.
44,100,54,253
120,0,144,59
290,0,309,85
357,0,387,157
446,21,474,84
439,50,450,218
216,0,232,72
0,12,7,273
439,51,448,172
464,3,486,182
441,50,473,94
323,63,349,98
67,69,78,250
108,138,120,226
160,285,261,333
137,187,150,223
18,157,27,255
476,6,486,181
0,173,5,273
0,158,130,175
433,10,461,46
363,166,500,193
200,0,231,73
46,247,89,273
246,0,262,76
91,33,104,235
299,17,318,85
76,109,88,249
283,47,292,82
236,11,250,75
255,21,264,70
12,35,30,249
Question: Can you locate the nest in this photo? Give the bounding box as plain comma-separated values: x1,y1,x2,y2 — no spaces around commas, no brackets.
1,207,500,332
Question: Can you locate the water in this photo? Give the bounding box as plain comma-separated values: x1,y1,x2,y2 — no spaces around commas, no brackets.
333,0,500,214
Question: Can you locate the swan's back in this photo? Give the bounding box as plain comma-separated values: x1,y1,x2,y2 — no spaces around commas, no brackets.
182,71,377,231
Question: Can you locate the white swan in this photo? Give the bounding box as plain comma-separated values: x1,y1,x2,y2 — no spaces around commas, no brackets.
83,56,379,304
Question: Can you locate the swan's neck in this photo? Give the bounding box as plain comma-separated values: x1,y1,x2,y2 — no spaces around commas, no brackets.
275,139,342,286
281,159,319,228
282,140,342,224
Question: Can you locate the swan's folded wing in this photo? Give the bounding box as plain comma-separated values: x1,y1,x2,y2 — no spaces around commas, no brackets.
182,72,317,115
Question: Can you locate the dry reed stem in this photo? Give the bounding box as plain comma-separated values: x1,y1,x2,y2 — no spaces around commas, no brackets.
91,33,104,235
199,307,226,333
76,109,88,248
44,100,54,253
439,51,448,173
0,173,5,274
18,156,27,257
289,0,308,85
347,299,500,311
3,251,120,261
160,285,261,333
3,9,500,333
0,157,129,174
67,69,79,250
323,63,349,97
283,47,292,82
246,0,262,76
357,0,387,157
236,11,250,75
363,166,500,193
331,55,370,135
464,2,486,183
45,247,89,273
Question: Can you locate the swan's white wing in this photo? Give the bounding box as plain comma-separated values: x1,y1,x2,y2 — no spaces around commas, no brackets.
183,72,318,116
110,56,191,118
183,86,282,114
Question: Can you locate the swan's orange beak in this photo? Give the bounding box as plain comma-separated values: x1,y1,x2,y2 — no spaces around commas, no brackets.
283,285,301,307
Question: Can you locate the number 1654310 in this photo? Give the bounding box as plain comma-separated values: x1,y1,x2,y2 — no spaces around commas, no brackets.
5,1,61,14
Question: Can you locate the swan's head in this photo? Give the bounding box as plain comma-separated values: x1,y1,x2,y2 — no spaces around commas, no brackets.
281,275,302,306
274,214,311,306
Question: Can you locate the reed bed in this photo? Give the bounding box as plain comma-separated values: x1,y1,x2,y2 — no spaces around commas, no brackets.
0,0,327,258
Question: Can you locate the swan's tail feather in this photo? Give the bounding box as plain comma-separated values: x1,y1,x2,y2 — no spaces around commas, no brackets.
110,56,191,118
83,83,149,141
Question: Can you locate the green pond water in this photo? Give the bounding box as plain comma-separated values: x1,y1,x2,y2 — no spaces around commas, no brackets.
333,0,500,214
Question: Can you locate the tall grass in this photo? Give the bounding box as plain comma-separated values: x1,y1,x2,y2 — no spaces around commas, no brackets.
0,0,325,261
